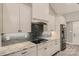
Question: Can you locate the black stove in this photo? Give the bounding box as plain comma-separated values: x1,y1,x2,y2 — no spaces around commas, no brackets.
31,39,48,44
31,22,47,44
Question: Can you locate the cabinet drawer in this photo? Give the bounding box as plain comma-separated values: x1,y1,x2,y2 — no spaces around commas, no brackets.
4,46,36,56
25,50,36,56
20,47,36,56
38,42,48,49
20,49,30,56
38,47,46,56
3,51,22,56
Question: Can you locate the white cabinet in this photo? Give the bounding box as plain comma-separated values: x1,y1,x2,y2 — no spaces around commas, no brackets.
21,46,36,56
0,4,2,34
0,4,31,34
38,47,47,56
2,40,60,56
38,42,47,56
38,40,60,56
20,4,31,32
4,46,37,56
32,3,49,21
48,15,55,31
46,40,60,56
3,4,19,33
52,39,60,53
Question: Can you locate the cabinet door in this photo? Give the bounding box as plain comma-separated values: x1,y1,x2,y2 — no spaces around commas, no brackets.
32,3,49,20
51,40,60,54
0,4,2,34
3,4,19,33
20,4,31,32
4,52,22,56
38,43,47,56
20,46,36,56
25,47,36,56
44,41,56,56
46,40,60,56
38,48,46,56
4,46,36,56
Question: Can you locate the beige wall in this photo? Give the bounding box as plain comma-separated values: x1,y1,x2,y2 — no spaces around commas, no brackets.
66,22,73,43
55,15,66,39
48,5,55,31
64,11,79,22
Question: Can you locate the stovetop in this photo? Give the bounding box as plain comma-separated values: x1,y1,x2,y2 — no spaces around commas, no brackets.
30,39,48,44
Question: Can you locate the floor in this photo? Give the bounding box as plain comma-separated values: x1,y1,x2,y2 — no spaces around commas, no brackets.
55,44,79,56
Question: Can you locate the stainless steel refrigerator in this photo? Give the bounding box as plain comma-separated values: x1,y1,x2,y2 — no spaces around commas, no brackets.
60,24,66,51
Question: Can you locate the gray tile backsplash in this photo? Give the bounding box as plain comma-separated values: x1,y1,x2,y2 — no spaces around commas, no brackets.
2,32,30,46
42,31,51,37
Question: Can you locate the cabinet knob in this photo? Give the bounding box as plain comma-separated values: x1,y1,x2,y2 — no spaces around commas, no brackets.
1,33,4,35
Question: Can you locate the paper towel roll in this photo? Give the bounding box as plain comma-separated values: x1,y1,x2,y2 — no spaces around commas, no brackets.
51,31,58,39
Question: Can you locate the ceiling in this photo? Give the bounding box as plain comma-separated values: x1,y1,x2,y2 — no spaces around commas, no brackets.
50,3,79,15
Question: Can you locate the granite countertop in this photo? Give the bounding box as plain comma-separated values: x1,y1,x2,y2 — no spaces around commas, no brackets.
0,36,59,56
0,41,36,56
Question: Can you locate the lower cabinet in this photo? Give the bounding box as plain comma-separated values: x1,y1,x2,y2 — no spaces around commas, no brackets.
4,46,37,56
38,39,60,56
3,39,60,56
21,47,36,56
38,47,47,56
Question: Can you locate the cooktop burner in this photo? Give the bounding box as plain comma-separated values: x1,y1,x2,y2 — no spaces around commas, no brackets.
31,39,48,44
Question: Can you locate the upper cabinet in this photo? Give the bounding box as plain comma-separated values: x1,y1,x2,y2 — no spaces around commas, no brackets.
0,4,31,34
32,3,49,21
3,4,19,33
48,15,55,31
20,4,31,32
0,4,2,34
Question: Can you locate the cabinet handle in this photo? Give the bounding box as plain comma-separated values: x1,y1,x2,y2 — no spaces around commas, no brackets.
30,46,35,48
44,48,47,50
22,51,28,54
18,30,22,32
22,48,28,50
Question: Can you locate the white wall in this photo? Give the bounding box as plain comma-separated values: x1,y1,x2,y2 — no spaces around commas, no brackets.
51,3,79,15
48,16,55,31
55,15,66,39
64,11,79,44
48,5,67,40
64,11,79,22
48,5,55,31
66,22,73,43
